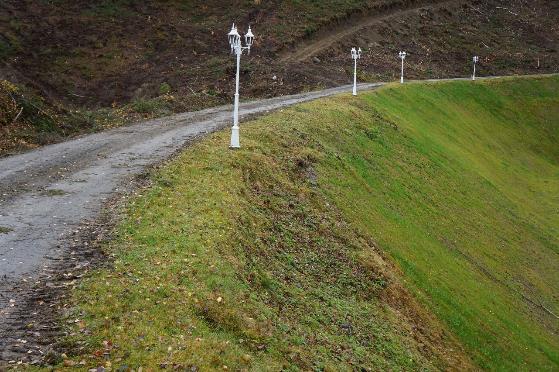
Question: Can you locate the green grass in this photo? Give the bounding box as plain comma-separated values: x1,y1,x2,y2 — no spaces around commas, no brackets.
40,189,68,197
319,76,559,370
65,76,559,370
0,226,13,234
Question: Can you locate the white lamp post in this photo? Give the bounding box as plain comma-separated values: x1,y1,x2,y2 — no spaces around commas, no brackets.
351,47,362,96
472,56,479,81
227,23,254,149
399,51,407,83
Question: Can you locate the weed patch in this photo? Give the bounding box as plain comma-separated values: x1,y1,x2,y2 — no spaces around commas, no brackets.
0,226,13,234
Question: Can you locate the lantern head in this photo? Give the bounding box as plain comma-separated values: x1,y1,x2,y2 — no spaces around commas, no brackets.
228,24,240,52
245,26,254,53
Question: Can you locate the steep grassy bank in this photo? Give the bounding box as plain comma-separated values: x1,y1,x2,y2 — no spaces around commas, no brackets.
320,76,559,369
65,76,558,370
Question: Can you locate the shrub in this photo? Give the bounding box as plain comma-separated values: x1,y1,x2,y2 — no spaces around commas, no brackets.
159,82,172,95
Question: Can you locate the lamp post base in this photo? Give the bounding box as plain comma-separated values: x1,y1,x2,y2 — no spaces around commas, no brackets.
230,126,240,149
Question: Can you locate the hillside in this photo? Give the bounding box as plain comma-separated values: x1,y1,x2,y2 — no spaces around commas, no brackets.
61,76,559,370
1,0,558,154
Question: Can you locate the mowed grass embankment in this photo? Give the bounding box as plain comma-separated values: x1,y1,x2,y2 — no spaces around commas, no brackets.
65,76,559,370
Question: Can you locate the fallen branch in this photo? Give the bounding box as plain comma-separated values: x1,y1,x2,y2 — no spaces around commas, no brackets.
539,303,559,320
11,106,23,125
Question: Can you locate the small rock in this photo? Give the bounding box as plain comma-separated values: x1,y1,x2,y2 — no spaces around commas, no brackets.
64,359,76,367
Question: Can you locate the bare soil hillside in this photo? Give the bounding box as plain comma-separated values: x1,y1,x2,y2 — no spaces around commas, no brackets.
1,0,558,153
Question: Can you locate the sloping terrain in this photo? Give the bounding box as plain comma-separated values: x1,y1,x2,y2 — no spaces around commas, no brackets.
59,76,558,370
280,0,456,63
0,83,381,365
1,0,558,154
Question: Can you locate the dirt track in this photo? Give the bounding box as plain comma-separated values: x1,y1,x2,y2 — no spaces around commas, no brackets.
0,83,381,362
280,0,456,63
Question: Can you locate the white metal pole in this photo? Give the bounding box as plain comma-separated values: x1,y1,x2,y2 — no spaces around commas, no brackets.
230,47,241,148
401,58,404,84
353,58,357,96
472,60,476,81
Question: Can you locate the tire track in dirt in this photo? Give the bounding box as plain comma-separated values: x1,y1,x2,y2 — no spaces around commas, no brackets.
281,0,459,63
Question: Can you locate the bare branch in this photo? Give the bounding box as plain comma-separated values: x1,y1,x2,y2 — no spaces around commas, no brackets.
11,106,23,125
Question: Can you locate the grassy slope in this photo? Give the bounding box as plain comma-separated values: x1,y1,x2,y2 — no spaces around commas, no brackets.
66,76,558,370
321,77,559,369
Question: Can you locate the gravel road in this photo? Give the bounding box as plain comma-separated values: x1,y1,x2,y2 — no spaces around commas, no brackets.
0,83,383,361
